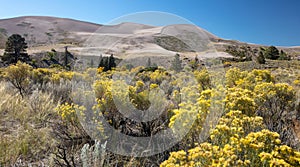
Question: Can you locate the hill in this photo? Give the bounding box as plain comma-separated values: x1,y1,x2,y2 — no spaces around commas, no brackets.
0,16,299,66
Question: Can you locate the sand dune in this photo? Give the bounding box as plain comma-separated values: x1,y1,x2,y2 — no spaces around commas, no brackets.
1,16,297,62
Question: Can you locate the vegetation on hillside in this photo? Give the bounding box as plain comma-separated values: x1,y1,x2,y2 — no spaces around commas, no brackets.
225,45,291,63
1,34,31,65
154,36,193,52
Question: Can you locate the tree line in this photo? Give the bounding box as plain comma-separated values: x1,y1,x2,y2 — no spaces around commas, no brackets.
0,34,122,71
225,45,291,64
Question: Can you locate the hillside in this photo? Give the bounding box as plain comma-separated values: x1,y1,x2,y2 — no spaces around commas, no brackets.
0,16,102,46
0,16,220,56
0,16,299,65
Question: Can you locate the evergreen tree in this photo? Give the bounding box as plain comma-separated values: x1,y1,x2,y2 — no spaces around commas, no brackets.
108,54,116,70
64,46,69,69
278,50,291,60
62,46,76,70
103,57,109,71
1,34,30,65
98,54,104,68
97,54,116,71
264,46,279,60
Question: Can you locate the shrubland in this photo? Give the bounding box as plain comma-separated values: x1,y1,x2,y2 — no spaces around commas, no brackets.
0,60,300,166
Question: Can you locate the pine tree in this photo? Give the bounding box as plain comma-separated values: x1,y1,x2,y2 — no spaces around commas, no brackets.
264,46,279,60
278,50,290,60
64,46,69,69
63,46,76,70
103,57,109,71
108,54,116,70
1,34,30,65
98,54,103,68
97,54,116,71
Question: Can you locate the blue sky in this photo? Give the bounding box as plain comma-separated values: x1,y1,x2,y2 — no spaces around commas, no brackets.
0,0,300,46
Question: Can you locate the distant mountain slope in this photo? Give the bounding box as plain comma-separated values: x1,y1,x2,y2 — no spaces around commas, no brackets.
0,16,219,49
0,16,299,61
0,16,103,47
95,22,155,34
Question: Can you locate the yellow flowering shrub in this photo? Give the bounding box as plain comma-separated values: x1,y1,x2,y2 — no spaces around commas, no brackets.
149,69,169,84
225,68,246,87
93,79,113,100
194,69,211,90
226,68,273,90
225,87,256,115
169,85,225,146
260,145,300,166
94,78,152,115
55,103,86,124
253,82,297,146
254,82,295,106
51,71,74,83
31,68,56,85
1,61,32,96
97,67,104,74
245,69,273,85
161,110,300,167
254,82,295,123
93,79,118,126
210,110,263,147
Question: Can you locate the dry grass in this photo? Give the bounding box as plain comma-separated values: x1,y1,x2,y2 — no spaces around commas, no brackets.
0,82,58,166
